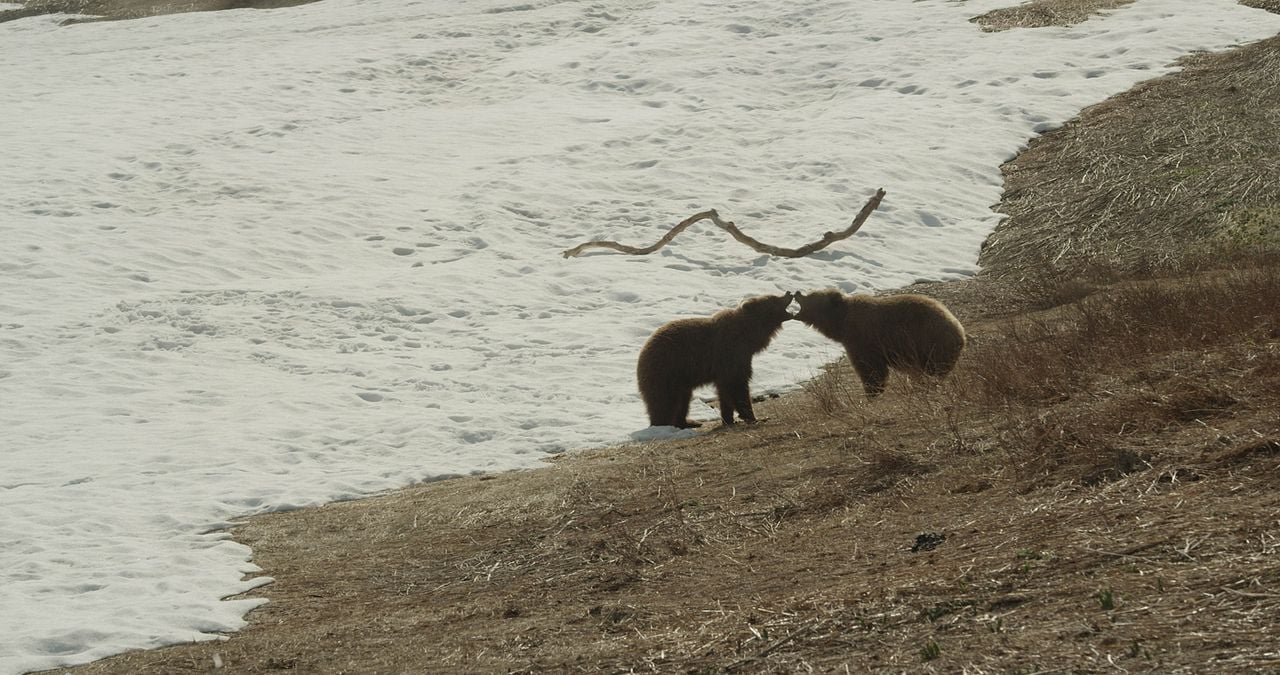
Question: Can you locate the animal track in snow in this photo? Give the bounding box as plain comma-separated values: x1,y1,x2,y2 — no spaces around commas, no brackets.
484,3,535,14
107,290,455,366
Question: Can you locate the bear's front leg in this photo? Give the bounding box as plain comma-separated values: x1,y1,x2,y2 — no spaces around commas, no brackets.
714,382,737,425
717,380,755,425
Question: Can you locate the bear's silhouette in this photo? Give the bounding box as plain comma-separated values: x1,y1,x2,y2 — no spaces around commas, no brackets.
794,289,965,398
637,293,794,428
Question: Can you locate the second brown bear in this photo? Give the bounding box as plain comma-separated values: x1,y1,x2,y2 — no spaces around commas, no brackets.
793,289,965,398
637,292,794,428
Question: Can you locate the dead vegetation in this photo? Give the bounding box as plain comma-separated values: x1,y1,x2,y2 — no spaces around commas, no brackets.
1243,0,1280,13
970,0,1136,32
980,34,1280,284
0,0,316,25
53,4,1280,675
61,250,1280,674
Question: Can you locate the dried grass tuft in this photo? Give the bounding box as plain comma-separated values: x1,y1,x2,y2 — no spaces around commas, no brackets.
970,0,1137,32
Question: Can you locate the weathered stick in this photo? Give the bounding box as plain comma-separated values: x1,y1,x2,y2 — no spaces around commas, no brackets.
561,188,886,258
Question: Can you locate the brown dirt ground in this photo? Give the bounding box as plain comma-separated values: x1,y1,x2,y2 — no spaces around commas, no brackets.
48,3,1280,675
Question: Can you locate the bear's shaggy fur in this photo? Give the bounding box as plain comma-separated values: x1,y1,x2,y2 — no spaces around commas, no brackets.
793,289,965,398
637,292,794,428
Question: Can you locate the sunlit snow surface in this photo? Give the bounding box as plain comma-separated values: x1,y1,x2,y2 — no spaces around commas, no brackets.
2,0,1278,670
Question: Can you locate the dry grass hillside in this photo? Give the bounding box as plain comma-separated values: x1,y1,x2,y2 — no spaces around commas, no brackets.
54,2,1280,674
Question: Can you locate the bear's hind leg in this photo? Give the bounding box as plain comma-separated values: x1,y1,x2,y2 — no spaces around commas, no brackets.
923,346,962,378
645,399,676,428
673,392,703,428
645,389,691,428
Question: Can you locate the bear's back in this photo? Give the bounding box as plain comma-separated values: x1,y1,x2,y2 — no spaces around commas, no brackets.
870,294,961,333
834,294,960,347
858,294,965,369
637,315,722,386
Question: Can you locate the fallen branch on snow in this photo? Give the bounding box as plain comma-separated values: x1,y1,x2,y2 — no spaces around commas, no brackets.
561,188,886,259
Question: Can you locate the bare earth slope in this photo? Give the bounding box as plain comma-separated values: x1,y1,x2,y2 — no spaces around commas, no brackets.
55,4,1280,674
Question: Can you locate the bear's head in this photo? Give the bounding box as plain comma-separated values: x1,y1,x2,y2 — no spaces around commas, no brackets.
791,289,844,327
739,291,795,325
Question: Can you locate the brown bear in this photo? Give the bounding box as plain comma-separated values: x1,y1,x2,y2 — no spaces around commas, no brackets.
793,289,965,398
637,292,794,428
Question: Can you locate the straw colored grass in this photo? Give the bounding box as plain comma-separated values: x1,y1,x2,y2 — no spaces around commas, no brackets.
1243,0,1280,12
0,0,315,24
970,0,1137,32
980,34,1280,283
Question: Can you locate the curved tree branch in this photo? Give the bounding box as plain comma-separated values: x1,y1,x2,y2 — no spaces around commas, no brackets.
562,188,886,259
